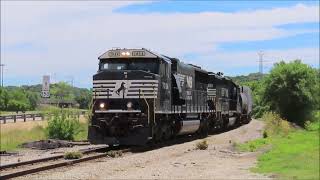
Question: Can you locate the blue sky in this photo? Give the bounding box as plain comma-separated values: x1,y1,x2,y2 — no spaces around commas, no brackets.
116,1,319,13
1,1,319,88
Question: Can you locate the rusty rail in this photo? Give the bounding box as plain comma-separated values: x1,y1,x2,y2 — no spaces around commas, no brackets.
0,146,110,179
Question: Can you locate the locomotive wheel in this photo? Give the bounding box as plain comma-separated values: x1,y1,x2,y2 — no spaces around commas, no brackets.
153,126,162,143
201,120,209,137
163,125,173,140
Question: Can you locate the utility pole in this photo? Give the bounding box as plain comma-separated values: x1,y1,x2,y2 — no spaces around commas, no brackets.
71,76,74,88
258,51,264,74
0,63,4,87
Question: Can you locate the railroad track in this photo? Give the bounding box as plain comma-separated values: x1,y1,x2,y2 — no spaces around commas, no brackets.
0,146,127,179
0,134,211,179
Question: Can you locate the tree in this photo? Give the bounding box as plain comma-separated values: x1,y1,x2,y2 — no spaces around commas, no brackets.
26,91,40,110
262,60,319,126
0,87,10,111
75,89,92,109
7,88,31,111
51,82,74,102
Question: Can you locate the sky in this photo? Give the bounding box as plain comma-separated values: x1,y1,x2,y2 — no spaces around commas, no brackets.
1,1,319,88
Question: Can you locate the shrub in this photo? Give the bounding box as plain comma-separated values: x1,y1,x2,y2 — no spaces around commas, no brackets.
263,130,268,138
106,150,123,158
196,140,208,150
305,120,319,132
263,112,293,137
64,151,83,159
46,110,81,140
262,60,319,126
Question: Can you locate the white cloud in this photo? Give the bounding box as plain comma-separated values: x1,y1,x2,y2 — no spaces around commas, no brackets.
1,2,319,87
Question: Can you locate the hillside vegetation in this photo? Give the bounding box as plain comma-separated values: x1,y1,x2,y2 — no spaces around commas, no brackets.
234,60,319,179
0,82,92,113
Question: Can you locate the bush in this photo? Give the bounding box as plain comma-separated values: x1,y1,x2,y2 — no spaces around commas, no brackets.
196,140,208,150
263,130,268,138
262,60,319,126
252,105,270,119
106,150,123,158
263,112,293,137
64,151,83,159
46,110,81,140
305,121,319,132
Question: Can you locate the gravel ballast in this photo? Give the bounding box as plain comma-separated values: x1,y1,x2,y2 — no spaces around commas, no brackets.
17,120,270,179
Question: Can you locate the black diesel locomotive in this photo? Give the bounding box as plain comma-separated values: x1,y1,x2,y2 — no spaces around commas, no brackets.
88,48,253,145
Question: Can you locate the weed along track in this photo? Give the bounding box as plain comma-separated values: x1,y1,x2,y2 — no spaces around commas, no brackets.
0,146,130,179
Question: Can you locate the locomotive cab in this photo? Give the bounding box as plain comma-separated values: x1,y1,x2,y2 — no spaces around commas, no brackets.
89,48,171,145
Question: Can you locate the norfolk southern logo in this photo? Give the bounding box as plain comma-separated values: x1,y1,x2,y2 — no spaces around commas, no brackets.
116,82,126,95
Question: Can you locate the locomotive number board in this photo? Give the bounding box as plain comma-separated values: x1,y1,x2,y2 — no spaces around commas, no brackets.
131,51,145,56
100,49,158,59
108,51,146,57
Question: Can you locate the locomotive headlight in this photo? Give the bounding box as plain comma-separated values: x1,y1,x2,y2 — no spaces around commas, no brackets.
126,102,133,109
99,103,105,109
121,51,130,56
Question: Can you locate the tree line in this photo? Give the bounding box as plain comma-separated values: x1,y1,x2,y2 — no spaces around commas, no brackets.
0,82,92,112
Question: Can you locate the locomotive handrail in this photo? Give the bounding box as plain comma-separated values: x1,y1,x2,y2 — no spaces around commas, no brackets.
140,89,150,126
153,85,156,125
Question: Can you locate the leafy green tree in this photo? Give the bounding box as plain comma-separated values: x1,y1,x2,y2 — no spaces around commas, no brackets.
75,89,92,109
26,91,40,110
262,60,319,126
51,82,74,102
0,87,10,111
7,89,31,111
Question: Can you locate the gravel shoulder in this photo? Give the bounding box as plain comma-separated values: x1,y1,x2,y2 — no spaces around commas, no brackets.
18,119,271,179
0,144,106,165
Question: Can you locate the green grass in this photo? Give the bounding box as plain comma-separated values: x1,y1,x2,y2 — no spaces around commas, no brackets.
254,130,319,179
236,138,269,152
74,122,88,141
0,125,46,151
238,120,319,179
0,121,88,151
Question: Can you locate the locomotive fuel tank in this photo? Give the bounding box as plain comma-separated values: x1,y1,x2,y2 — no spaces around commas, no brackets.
177,114,201,135
240,86,253,115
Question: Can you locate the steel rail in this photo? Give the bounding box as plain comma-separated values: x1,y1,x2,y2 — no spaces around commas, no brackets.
0,153,107,180
0,146,107,170
0,146,129,179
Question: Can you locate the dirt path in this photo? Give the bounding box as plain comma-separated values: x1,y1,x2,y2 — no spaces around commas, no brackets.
20,120,271,179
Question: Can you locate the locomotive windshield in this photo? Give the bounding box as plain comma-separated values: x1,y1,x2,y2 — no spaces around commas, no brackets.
99,58,159,74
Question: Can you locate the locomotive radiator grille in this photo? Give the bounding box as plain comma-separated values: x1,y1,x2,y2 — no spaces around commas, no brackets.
93,80,158,99
207,88,216,97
